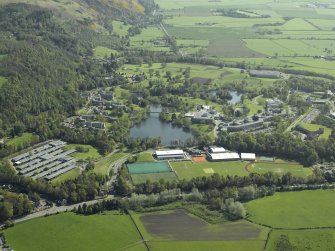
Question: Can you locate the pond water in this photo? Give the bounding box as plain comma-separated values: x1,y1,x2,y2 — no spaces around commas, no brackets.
129,105,193,146
228,91,242,105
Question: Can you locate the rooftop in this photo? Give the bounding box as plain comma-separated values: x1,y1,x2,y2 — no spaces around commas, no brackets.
155,150,184,156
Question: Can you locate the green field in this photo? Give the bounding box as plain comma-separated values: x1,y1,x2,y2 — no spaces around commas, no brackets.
250,162,312,177
64,144,100,161
171,160,312,180
6,133,38,148
171,161,247,180
247,190,335,229
299,122,332,140
51,167,81,185
131,172,178,184
266,229,335,251
5,212,146,251
93,46,118,59
93,152,128,175
0,76,7,87
137,152,154,162
128,162,171,174
148,240,265,251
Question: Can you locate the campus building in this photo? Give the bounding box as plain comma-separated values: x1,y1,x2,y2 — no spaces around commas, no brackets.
241,153,256,161
155,150,186,160
208,152,240,161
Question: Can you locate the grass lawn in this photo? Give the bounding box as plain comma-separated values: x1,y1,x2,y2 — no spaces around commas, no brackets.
93,46,118,59
247,189,335,228
250,162,312,178
0,76,7,87
266,229,335,251
131,172,178,184
137,152,154,162
63,144,100,161
5,212,144,251
51,167,81,185
93,152,128,175
299,122,332,140
171,161,248,180
6,133,38,148
148,240,265,251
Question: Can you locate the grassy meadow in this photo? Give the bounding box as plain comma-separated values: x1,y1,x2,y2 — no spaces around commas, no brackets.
266,229,335,251
247,189,335,229
5,212,146,251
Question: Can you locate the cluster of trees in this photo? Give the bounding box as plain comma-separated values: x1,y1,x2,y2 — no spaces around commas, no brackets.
77,184,276,220
216,9,270,18
0,190,33,223
128,137,161,152
0,160,106,205
216,131,335,166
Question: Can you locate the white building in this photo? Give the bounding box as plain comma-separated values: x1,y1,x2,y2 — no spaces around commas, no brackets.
155,150,186,160
241,153,256,161
208,152,240,161
209,147,226,153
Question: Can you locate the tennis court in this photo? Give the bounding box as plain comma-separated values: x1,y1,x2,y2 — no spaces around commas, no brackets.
127,162,172,174
192,156,207,162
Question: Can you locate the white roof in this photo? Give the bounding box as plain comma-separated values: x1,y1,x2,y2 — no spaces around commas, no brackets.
210,152,240,160
156,150,184,156
210,147,226,153
241,153,256,160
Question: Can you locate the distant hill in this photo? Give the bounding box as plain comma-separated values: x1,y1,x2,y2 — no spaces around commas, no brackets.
0,0,145,31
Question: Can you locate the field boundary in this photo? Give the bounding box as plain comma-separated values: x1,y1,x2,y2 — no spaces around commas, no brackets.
263,229,273,251
127,210,151,251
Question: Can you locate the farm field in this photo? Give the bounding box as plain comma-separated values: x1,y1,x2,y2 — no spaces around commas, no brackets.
5,212,146,251
130,27,170,51
266,229,335,251
247,190,335,229
131,209,269,251
93,46,118,59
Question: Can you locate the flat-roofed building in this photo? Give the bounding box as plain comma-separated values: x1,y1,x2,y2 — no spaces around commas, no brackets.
241,153,256,161
155,150,186,160
209,147,226,153
208,152,240,161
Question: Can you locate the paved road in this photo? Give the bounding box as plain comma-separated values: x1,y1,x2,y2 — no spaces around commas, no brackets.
13,195,114,224
107,154,130,188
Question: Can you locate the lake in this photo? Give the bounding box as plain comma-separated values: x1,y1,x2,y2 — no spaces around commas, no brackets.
129,105,193,146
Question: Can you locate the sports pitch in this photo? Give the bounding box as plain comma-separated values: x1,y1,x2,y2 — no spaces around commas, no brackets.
128,162,172,174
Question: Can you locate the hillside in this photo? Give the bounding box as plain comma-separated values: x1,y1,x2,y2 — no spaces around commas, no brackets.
0,0,145,26
0,0,152,156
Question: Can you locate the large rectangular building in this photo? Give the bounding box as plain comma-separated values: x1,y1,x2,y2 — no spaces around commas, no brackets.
208,152,240,161
241,153,256,161
155,150,186,160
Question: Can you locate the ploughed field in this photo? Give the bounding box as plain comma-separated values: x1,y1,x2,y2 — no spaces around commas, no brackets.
131,209,269,251
140,209,261,240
